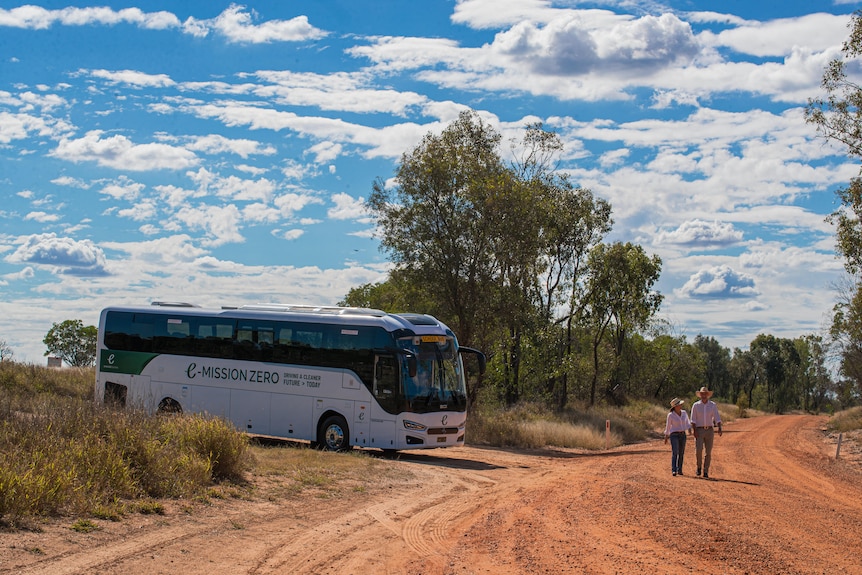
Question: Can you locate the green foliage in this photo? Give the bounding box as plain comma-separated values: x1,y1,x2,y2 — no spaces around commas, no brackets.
42,319,97,367
736,391,749,418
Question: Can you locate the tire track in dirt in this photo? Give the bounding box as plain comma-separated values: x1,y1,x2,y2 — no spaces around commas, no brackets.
3,415,860,575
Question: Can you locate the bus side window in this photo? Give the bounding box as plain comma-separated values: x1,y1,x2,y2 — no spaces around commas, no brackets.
374,355,400,414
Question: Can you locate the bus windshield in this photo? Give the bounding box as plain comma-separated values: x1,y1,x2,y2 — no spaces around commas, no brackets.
398,335,467,413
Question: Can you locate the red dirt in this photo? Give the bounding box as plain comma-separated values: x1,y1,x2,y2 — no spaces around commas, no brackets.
2,414,861,575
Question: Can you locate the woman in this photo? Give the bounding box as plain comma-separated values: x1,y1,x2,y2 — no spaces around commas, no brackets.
663,397,691,476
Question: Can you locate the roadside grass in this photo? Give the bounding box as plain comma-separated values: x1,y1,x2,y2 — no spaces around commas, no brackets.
466,400,664,450
466,399,742,451
828,406,862,433
0,361,251,527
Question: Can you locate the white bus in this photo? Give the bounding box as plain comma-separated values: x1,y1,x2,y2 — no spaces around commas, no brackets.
95,302,485,451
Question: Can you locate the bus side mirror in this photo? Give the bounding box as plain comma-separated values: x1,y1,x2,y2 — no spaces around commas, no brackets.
407,354,417,378
458,347,486,375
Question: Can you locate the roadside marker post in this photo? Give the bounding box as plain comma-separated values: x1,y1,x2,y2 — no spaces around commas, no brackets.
836,433,843,459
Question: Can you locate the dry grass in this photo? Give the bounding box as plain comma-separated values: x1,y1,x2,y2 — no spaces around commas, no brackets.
829,406,862,433
0,361,251,527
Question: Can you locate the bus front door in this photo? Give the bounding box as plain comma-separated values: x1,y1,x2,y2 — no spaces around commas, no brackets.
369,355,399,449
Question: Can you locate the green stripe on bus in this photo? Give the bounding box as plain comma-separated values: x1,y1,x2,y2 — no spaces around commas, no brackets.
99,350,158,375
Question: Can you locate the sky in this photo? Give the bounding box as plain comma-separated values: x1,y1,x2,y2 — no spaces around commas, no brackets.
1,0,860,364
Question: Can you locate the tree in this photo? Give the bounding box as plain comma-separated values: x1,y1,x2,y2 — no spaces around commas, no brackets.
806,11,862,274
694,335,732,400
0,338,12,362
43,319,97,367
584,242,663,405
367,110,504,350
829,279,862,398
806,12,862,407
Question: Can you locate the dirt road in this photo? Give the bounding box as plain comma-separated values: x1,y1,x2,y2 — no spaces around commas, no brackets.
3,414,861,575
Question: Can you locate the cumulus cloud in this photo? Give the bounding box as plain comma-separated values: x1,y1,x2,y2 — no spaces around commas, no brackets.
99,177,145,201
327,193,368,221
494,13,698,75
5,233,109,276
86,69,176,88
0,5,180,30
307,141,343,164
282,229,305,240
0,4,326,45
656,219,744,248
24,211,61,223
677,265,759,299
183,134,276,158
0,111,71,144
51,130,199,171
101,234,207,265
183,5,327,44
171,204,244,247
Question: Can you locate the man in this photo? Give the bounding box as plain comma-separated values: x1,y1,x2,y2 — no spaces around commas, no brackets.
690,386,722,479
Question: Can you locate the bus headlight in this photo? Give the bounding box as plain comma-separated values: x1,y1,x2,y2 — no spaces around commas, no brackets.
403,420,427,431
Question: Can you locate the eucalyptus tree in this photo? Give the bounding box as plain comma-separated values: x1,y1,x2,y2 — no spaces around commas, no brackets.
583,242,663,405
794,334,833,412
807,11,862,395
694,335,732,400
366,110,505,354
504,123,613,407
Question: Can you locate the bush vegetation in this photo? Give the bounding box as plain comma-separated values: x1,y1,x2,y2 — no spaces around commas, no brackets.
0,362,250,527
828,406,862,433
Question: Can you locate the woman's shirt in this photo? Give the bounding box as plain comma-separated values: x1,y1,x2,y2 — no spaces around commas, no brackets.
664,409,691,436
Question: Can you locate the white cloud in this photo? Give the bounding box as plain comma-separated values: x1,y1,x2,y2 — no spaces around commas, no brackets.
327,193,367,221
700,13,849,57
184,134,276,158
307,141,342,164
185,5,327,44
24,211,61,223
51,130,199,171
282,229,304,240
677,264,759,299
51,176,90,189
0,5,180,30
0,111,70,144
99,177,144,201
274,191,324,217
656,220,744,249
86,68,176,88
171,204,244,247
101,234,207,266
5,233,109,276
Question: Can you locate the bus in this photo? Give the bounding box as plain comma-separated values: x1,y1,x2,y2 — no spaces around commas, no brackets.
95,302,485,451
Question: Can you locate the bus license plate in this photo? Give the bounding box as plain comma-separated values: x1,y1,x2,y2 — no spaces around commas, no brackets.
437,437,447,443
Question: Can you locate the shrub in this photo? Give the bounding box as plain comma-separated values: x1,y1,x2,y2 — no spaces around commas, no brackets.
0,365,251,525
828,406,862,433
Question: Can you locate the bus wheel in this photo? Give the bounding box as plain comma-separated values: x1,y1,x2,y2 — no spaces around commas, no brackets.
157,398,182,414
319,415,350,452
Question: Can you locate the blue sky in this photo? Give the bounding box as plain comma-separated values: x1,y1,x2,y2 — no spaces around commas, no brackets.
0,0,859,363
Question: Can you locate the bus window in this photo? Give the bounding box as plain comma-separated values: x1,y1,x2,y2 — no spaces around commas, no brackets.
373,354,400,414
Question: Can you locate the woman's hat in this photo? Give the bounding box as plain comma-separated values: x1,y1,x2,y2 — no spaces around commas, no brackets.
696,386,713,398
670,397,685,408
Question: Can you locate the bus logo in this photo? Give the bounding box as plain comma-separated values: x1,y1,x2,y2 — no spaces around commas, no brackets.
442,415,448,425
